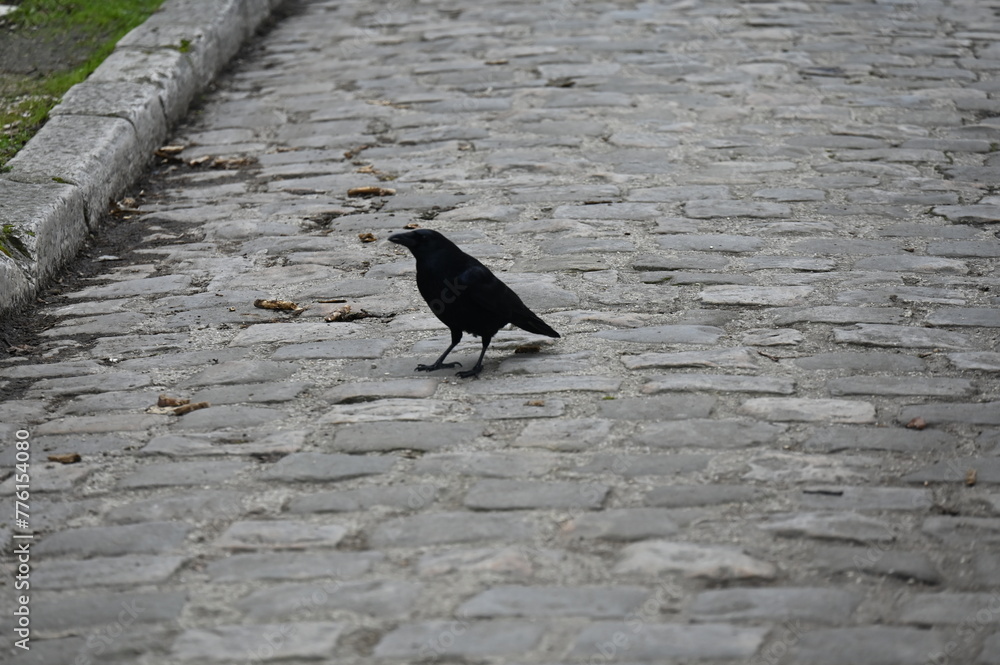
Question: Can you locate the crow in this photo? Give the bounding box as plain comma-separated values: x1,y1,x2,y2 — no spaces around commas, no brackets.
389,229,560,378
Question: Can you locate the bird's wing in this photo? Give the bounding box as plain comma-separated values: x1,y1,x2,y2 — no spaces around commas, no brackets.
455,263,514,314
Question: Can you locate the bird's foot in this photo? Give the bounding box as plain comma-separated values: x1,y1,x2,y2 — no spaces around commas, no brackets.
455,365,482,379
416,361,462,372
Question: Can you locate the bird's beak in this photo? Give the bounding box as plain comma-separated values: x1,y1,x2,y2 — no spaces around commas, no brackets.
388,232,414,248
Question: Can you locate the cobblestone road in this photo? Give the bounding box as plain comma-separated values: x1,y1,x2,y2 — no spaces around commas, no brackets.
3,0,1000,663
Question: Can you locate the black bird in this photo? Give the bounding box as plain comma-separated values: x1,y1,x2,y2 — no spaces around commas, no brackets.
389,229,560,378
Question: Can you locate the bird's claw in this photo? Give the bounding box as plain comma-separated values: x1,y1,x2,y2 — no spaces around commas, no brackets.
456,366,482,379
416,361,462,372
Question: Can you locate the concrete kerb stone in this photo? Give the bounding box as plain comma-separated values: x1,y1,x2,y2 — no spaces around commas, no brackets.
0,0,282,315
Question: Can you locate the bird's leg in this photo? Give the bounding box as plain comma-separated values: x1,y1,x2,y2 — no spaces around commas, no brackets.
416,328,463,372
456,335,491,378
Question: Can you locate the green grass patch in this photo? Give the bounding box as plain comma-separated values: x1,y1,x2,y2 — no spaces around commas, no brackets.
0,0,166,166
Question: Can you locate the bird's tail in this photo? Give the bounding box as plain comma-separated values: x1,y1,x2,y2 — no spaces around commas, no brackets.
512,311,560,338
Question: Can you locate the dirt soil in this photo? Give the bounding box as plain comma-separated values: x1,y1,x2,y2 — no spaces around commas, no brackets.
0,2,99,78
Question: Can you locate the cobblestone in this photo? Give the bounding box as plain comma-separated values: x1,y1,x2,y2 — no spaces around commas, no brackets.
3,0,999,662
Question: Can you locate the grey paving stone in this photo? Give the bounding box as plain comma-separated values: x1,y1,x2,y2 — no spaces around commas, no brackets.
632,253,730,271
741,397,876,423
319,398,456,424
701,285,815,306
977,635,1000,665
118,461,249,489
814,546,942,585
227,322,358,346
594,324,726,344
117,347,249,370
272,338,394,359
569,622,769,661
743,256,836,271
947,352,1000,371
189,381,310,404
415,541,551,575
898,403,1000,427
834,323,972,349
34,590,187,635
798,486,933,511
922,516,1000,545
236,580,421,620
34,413,169,436
685,199,791,218
104,491,249,524
927,240,1000,258
762,512,895,544
881,224,982,240
789,135,887,149
754,187,826,202
598,394,716,420
575,453,711,477
72,274,193,299
775,307,905,325
853,255,970,274
58,390,156,414
0,360,102,379
926,307,1000,327
171,622,345,662
657,234,763,253
35,555,186,589
141,431,305,457
171,404,288,431
326,421,482,452
543,236,637,254
828,376,976,397
181,360,300,387
36,521,192,558
837,285,968,306
460,585,649,618
690,587,861,623
411,452,559,478
9,636,84,664
374,620,544,658
967,553,1000,590
39,311,149,337
0,463,94,494
897,593,1000,626
261,452,394,483
286,484,439,513
645,484,763,508
563,508,685,542
622,348,759,370
462,375,622,394
321,378,440,403
793,351,927,372
549,201,661,221
643,373,795,394
628,184,731,201
511,418,611,451
215,519,347,550
741,328,804,346
614,540,777,580
206,551,382,582
792,238,901,255
932,204,1000,223
789,627,947,665
475,398,567,419
647,270,754,285
464,480,609,510
635,418,788,449
371,511,534,547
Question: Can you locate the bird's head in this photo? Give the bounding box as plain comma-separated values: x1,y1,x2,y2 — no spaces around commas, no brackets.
388,228,450,255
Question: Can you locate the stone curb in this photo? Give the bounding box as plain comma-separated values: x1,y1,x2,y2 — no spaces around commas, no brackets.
0,0,283,315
